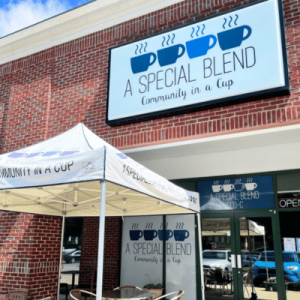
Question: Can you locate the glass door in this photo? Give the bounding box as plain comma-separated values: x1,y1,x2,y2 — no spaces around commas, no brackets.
234,211,285,300
201,211,283,300
202,214,238,300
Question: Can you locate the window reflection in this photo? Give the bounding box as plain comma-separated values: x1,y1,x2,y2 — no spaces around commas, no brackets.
279,212,300,299
241,217,278,300
202,218,234,299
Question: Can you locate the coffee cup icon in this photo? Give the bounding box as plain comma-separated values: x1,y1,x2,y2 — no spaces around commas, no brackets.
186,35,217,59
212,185,223,193
130,53,156,74
174,230,189,241
223,184,234,192
157,44,185,67
130,230,143,241
217,25,252,51
234,183,245,192
158,229,173,241
143,230,158,241
245,182,258,191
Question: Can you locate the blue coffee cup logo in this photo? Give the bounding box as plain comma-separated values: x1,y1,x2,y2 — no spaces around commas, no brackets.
218,25,251,50
186,24,216,59
143,230,158,241
174,230,189,241
131,53,156,74
217,14,252,51
158,229,174,241
157,44,185,67
186,35,217,59
130,230,143,241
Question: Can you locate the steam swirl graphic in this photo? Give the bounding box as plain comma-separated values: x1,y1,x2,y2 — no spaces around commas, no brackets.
191,24,206,38
228,16,233,27
234,14,238,26
135,42,148,54
223,14,239,29
162,33,176,46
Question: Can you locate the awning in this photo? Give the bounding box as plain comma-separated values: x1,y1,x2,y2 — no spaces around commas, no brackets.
0,123,199,217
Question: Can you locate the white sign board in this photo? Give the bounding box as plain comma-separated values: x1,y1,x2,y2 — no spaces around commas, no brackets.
120,216,163,288
284,238,296,252
166,215,196,300
107,0,288,124
120,215,197,299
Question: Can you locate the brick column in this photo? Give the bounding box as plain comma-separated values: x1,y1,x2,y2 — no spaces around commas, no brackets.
79,217,122,290
0,211,62,299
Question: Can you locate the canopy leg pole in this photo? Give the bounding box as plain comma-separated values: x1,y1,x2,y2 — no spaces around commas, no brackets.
96,180,106,300
263,234,269,282
197,213,205,300
57,205,66,300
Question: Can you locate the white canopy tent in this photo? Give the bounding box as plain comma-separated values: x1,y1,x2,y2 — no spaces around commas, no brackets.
201,218,265,236
0,123,200,299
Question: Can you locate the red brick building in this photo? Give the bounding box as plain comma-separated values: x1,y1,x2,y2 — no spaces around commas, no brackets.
1,0,300,299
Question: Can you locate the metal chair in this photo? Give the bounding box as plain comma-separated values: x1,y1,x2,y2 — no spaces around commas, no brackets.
69,289,96,300
155,290,184,300
243,271,256,298
113,286,143,291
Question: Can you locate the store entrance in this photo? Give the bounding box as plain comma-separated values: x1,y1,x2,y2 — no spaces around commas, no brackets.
202,211,281,300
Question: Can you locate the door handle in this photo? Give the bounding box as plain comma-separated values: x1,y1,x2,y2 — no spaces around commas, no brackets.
237,254,242,269
231,254,236,268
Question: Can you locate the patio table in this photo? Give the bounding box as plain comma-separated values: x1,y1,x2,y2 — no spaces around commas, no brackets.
61,270,80,289
101,289,153,300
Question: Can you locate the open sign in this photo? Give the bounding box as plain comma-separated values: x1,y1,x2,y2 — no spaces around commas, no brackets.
278,198,300,209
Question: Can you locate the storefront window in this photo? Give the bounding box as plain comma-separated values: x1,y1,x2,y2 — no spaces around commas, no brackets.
239,217,277,300
277,174,300,300
279,212,300,300
202,218,235,300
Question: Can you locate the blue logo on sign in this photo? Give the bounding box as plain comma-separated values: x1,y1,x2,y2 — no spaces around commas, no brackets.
130,42,156,74
218,15,252,51
197,176,274,211
129,14,252,74
186,24,217,59
116,153,127,159
174,230,190,241
157,34,185,67
8,151,79,159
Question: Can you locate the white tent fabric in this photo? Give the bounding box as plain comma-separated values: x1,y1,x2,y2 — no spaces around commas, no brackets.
202,218,265,236
0,123,199,216
0,123,201,300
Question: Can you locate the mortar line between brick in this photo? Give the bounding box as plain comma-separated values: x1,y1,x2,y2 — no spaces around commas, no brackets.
44,50,54,140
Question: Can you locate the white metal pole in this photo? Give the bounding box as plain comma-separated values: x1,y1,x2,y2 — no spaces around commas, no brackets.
263,234,269,281
57,204,66,300
197,213,205,300
96,180,106,300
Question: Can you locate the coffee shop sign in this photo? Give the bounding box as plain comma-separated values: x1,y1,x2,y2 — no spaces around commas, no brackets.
107,0,288,124
197,176,275,211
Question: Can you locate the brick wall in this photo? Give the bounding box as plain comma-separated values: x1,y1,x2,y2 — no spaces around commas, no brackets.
79,217,121,290
0,0,300,295
0,211,62,299
0,0,299,153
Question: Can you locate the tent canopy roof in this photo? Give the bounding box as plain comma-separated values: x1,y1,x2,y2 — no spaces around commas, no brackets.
0,124,199,217
202,218,265,236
